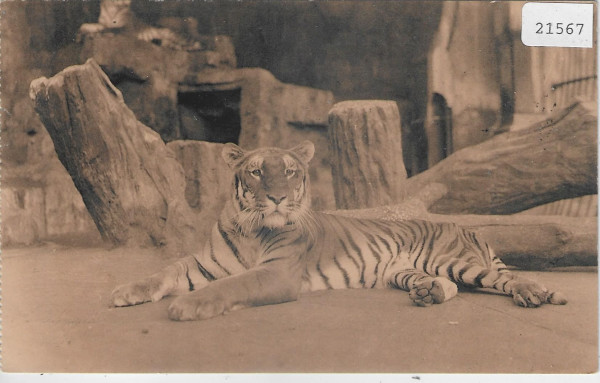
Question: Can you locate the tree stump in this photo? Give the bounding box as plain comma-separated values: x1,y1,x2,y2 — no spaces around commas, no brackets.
328,100,407,209
29,59,200,254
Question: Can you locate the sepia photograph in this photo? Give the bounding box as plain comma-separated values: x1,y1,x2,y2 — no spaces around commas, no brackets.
0,0,597,376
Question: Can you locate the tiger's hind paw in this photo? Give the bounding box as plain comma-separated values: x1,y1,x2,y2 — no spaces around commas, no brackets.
547,291,568,305
511,281,567,308
409,277,458,307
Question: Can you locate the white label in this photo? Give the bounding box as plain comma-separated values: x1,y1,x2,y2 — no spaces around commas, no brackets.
522,2,594,48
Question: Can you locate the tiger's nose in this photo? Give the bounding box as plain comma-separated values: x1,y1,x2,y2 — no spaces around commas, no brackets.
266,194,287,205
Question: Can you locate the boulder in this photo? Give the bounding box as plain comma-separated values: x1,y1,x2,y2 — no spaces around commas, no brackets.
167,140,231,236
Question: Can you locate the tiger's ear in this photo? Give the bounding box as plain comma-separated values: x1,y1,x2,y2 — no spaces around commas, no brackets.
290,140,315,164
222,143,245,169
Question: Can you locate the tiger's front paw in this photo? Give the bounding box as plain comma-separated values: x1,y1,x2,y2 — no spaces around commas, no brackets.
111,279,162,307
167,290,228,321
409,277,458,307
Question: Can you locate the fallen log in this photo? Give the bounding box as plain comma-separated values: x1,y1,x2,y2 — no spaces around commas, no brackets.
399,101,597,214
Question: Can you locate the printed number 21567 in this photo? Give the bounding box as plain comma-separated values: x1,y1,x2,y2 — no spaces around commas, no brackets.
536,22,584,35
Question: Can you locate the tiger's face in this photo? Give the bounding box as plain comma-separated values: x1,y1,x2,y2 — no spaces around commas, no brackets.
222,141,315,231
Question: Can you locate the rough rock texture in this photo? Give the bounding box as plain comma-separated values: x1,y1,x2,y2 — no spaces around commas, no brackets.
2,186,46,246
181,68,335,148
1,97,100,247
400,101,597,215
2,165,101,247
328,100,407,209
42,165,101,240
29,59,200,254
79,32,237,141
166,140,231,235
79,33,190,141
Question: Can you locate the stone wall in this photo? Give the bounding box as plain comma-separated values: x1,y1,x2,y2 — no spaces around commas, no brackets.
0,2,102,246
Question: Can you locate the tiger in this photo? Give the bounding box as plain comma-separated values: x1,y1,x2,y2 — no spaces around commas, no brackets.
111,140,567,321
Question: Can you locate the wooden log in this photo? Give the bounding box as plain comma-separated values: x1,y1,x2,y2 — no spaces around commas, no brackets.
401,101,597,214
328,100,407,209
29,59,201,254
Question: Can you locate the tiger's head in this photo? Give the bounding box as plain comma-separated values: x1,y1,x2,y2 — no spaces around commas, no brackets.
221,141,315,232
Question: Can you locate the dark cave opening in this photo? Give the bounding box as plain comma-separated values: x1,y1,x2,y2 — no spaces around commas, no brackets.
177,89,242,144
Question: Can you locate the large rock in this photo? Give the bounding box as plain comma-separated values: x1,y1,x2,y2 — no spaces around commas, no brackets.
166,140,230,236
30,59,201,254
328,100,407,209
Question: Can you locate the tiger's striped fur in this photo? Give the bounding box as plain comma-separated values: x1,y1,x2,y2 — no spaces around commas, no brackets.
111,141,567,321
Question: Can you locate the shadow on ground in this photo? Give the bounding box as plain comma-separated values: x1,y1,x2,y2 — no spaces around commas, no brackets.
2,244,597,373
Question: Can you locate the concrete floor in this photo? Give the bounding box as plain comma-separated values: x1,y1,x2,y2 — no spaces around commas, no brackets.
1,244,597,373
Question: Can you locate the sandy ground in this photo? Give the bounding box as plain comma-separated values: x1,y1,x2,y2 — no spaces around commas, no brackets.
1,244,597,373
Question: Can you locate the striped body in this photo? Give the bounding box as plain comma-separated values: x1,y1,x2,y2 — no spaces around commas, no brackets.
189,209,508,295
112,141,567,321
301,214,503,292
